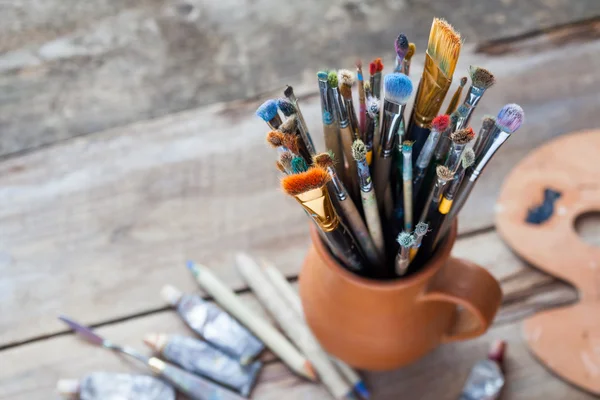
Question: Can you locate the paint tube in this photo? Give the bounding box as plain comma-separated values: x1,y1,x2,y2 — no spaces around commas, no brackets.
459,340,506,400
57,372,175,400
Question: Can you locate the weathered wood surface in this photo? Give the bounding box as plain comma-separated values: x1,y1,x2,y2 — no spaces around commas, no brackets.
1,1,599,157
2,34,599,346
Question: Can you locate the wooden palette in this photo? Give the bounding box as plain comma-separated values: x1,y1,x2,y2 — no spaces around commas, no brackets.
496,130,600,395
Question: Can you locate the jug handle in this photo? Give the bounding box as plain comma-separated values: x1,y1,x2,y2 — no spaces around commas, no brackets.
420,257,502,342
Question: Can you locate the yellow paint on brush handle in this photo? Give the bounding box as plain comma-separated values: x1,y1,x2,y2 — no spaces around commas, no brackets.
366,150,373,166
439,197,453,214
409,247,418,262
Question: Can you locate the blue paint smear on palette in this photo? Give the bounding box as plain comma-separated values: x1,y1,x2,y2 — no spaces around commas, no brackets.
525,188,562,224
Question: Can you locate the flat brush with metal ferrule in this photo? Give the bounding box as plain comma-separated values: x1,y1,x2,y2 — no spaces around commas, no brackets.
443,127,475,173
328,71,360,201
373,73,413,213
449,104,525,226
352,140,386,263
406,18,462,162
318,71,345,183
256,99,282,130
314,152,384,272
282,168,366,273
284,85,317,156
58,316,245,400
455,66,496,130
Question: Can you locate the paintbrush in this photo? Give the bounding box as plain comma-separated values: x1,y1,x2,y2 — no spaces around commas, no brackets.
291,156,309,174
352,140,386,261
328,71,360,200
432,106,464,167
455,66,496,130
409,222,429,261
282,167,366,272
445,76,467,115
394,33,409,73
58,316,245,400
356,60,367,136
260,259,370,400
256,99,282,130
433,148,475,247
235,253,357,400
446,104,524,225
471,116,497,161
339,69,361,141
279,151,294,174
314,152,384,272
369,58,384,99
406,18,462,161
395,232,415,276
373,73,413,213
186,261,317,381
281,115,312,163
277,98,296,117
417,166,454,240
284,85,317,155
364,95,379,166
318,70,345,183
444,127,475,173
402,43,416,75
413,115,450,196
401,141,414,231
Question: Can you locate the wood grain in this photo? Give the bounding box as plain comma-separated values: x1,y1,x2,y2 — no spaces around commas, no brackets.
2,37,597,345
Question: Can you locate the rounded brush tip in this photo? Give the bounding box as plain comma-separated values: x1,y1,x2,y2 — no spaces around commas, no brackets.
317,70,329,81
351,139,367,161
497,103,524,133
327,71,338,88
255,99,278,122
415,222,429,236
395,33,409,58
461,148,476,168
383,73,413,104
432,114,450,132
397,232,415,247
276,98,296,116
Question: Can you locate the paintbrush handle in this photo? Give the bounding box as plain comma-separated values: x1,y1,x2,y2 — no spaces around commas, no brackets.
148,357,244,400
403,178,413,231
373,156,392,212
405,123,431,165
323,123,346,184
324,224,366,272
339,125,359,200
360,189,385,260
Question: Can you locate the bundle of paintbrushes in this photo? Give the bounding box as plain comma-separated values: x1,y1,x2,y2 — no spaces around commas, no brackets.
257,17,525,280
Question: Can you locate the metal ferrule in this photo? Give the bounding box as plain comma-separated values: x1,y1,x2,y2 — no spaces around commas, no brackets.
331,87,349,128
356,158,372,192
445,143,467,173
472,122,498,160
413,233,425,248
402,148,412,180
380,100,404,157
471,131,510,181
445,168,465,200
327,166,348,201
456,86,485,130
318,80,334,125
416,129,440,169
372,72,382,99
432,177,449,204
295,187,340,232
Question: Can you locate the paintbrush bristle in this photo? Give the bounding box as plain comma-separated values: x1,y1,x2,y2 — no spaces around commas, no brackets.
397,232,415,248
275,161,286,173
266,131,285,148
291,156,308,174
482,116,496,130
461,148,476,168
395,33,409,59
351,140,367,161
338,69,355,87
432,114,450,132
402,140,413,152
317,70,329,81
284,85,294,98
327,71,338,89
451,127,475,144
313,152,335,169
366,95,380,118
281,167,330,196
375,58,384,72
277,98,296,116
279,151,293,170
415,222,429,236
256,99,278,122
383,73,413,104
469,66,496,89
339,84,352,99
406,43,416,60
283,134,300,154
496,103,524,133
427,18,462,77
460,76,468,87
280,115,298,134
364,81,371,92
369,61,377,76
436,165,454,181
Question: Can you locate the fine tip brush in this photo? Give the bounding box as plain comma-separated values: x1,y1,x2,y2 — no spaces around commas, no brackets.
406,18,462,160
402,43,416,75
394,33,409,73
445,76,467,115
352,139,386,261
472,116,497,160
282,167,366,272
256,99,282,130
373,73,413,214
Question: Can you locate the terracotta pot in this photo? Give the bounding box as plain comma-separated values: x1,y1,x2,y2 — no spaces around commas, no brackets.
299,222,502,371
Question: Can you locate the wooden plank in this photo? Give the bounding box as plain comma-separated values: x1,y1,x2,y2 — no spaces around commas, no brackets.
1,2,599,156
1,38,597,345
0,301,593,399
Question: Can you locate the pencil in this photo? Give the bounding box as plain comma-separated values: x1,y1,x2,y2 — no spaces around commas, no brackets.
186,261,317,381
